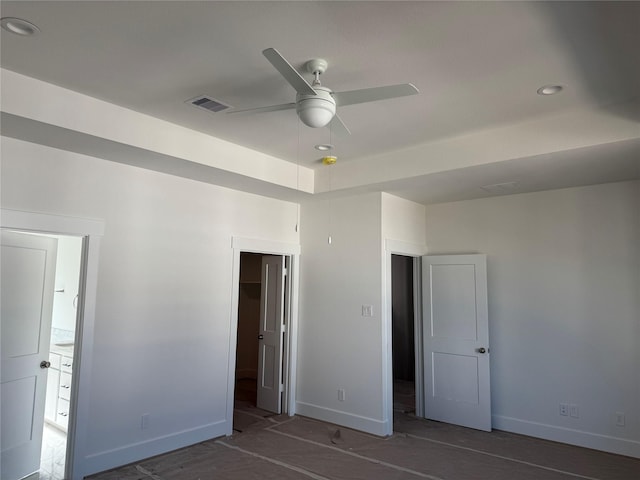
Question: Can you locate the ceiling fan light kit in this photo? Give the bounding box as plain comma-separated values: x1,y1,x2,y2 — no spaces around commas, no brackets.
296,86,336,128
228,48,419,135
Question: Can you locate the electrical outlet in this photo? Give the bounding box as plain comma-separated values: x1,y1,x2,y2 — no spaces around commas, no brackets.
570,404,579,418
615,412,625,427
559,403,569,416
338,389,345,401
141,413,150,430
361,305,373,317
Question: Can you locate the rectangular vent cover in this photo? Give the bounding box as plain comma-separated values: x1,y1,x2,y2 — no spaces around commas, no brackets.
480,181,520,194
187,95,231,113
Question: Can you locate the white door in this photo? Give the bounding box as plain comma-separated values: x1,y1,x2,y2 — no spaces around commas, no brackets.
256,255,285,413
422,254,491,431
1,231,58,480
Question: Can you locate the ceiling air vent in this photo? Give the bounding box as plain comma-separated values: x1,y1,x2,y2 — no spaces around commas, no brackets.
187,95,231,114
480,181,520,195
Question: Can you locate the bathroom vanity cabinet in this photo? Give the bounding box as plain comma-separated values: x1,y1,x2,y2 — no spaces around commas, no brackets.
45,345,73,431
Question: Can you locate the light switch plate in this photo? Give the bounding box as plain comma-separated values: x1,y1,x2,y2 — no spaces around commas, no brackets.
570,404,579,418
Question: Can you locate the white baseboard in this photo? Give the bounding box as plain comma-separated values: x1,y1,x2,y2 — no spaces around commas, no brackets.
81,419,228,477
296,401,387,436
493,415,640,459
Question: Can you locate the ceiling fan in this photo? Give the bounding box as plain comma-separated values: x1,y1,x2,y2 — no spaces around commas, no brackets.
228,48,419,135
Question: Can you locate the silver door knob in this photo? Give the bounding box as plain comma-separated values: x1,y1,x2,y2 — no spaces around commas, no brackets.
476,347,486,354
40,360,51,369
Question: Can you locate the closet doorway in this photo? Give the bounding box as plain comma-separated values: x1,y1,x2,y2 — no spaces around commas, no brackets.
234,252,291,416
391,254,418,418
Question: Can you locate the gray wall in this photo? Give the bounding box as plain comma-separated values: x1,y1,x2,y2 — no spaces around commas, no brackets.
424,180,640,457
1,137,299,475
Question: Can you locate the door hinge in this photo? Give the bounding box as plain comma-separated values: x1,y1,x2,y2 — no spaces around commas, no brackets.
279,383,285,393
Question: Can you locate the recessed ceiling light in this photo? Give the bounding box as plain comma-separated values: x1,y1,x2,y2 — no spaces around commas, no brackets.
1,17,40,36
537,85,563,96
315,144,333,152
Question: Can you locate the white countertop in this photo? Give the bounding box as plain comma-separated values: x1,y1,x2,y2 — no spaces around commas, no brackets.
50,343,74,357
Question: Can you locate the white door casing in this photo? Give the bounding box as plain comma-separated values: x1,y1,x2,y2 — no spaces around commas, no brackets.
228,237,300,435
1,231,58,480
384,239,427,435
1,209,104,480
422,254,491,431
256,255,285,413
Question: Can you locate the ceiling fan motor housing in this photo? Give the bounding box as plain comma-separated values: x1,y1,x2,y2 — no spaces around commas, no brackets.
296,86,336,128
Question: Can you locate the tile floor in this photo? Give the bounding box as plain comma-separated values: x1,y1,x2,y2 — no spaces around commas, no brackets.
25,423,67,480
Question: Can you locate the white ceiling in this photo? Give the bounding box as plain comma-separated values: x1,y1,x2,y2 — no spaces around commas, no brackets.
1,1,639,204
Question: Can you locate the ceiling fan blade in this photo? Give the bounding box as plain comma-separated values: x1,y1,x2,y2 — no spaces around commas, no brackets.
328,114,351,136
263,48,317,96
227,103,296,115
332,83,419,107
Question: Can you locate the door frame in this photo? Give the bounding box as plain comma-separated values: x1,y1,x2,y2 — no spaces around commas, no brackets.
227,237,300,432
1,208,104,480
383,239,427,435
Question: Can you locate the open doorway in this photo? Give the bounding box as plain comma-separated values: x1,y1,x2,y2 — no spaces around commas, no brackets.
235,252,262,409
1,208,103,480
391,254,416,418
1,231,83,480
234,252,291,419
42,234,83,480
